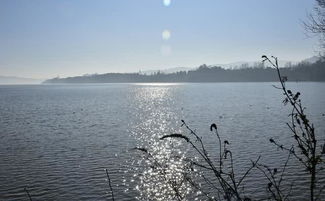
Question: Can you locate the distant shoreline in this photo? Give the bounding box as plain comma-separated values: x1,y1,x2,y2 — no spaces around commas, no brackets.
39,81,325,84
43,61,325,84
2,81,325,87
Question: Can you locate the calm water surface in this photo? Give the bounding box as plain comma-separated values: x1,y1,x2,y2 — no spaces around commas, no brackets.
0,83,324,200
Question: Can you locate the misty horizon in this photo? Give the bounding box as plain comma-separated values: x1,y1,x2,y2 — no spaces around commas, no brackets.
0,0,319,79
0,56,318,82
1,1,325,200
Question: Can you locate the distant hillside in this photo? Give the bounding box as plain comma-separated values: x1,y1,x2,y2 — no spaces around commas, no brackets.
211,56,321,69
44,59,325,84
0,76,42,84
302,56,322,64
141,67,193,75
213,60,297,69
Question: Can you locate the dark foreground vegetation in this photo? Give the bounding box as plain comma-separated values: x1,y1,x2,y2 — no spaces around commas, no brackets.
128,56,325,201
44,60,325,83
24,56,325,201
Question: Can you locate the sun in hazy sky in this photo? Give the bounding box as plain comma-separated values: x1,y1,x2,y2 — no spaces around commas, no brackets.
163,0,171,7
0,0,318,79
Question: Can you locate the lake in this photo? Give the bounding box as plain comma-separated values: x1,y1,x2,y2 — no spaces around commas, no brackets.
0,83,324,201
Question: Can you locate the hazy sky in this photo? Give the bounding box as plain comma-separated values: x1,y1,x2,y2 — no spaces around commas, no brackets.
0,0,320,79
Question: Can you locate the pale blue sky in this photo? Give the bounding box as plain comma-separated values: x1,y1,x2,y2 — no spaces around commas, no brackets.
0,0,319,79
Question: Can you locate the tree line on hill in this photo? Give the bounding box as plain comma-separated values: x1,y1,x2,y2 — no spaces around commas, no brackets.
43,60,325,83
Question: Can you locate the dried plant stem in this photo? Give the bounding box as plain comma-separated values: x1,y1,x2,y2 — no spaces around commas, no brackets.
105,169,115,201
263,55,323,201
24,187,33,201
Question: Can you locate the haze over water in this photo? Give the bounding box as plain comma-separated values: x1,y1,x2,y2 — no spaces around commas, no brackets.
1,0,325,200
0,83,324,200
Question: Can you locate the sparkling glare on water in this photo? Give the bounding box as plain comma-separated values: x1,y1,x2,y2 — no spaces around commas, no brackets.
128,86,193,200
0,83,324,200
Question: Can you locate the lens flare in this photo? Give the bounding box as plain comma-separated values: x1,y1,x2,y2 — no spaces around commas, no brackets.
161,45,172,56
162,30,171,41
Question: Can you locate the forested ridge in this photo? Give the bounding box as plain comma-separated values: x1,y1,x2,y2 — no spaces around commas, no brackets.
44,60,325,83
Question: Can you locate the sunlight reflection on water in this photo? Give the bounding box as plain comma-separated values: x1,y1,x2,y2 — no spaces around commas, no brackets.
1,83,324,200
128,86,193,200
133,83,184,86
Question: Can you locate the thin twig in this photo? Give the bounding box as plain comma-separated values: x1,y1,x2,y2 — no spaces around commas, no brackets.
24,187,33,201
105,169,115,201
